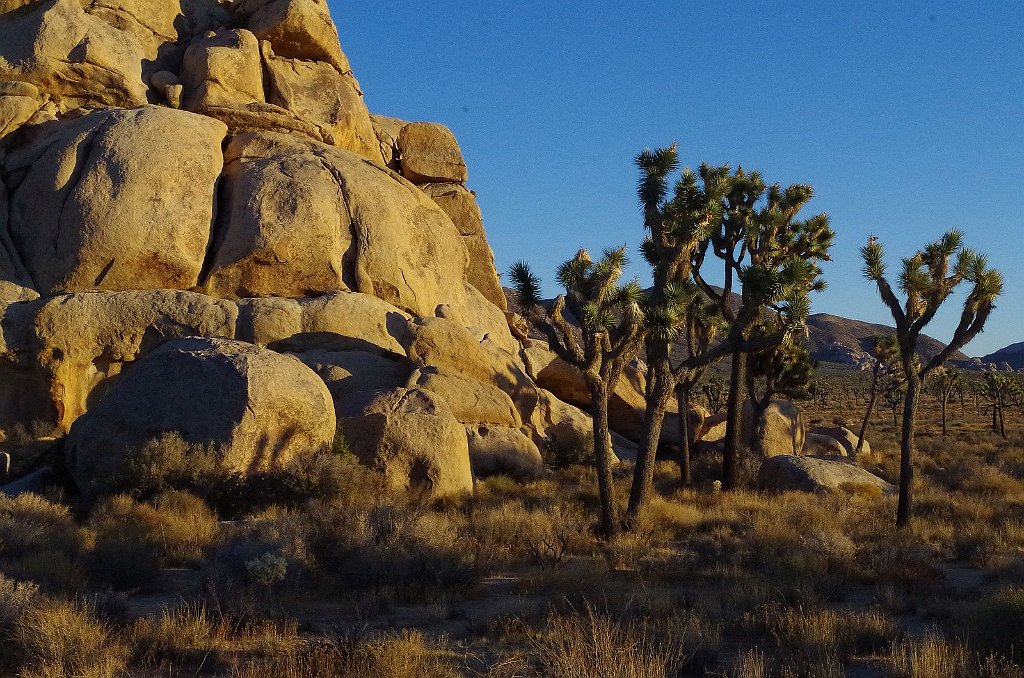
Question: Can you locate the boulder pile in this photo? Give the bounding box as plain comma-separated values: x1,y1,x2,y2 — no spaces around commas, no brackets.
0,0,589,497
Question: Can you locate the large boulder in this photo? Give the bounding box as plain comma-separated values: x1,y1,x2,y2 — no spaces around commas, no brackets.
65,337,336,501
466,424,544,481
338,387,472,497
757,455,895,496
262,43,378,158
752,400,805,457
398,122,468,184
294,349,408,404
0,178,37,302
204,132,470,317
3,106,227,294
803,432,848,458
409,366,521,427
181,29,265,112
809,425,867,458
291,292,412,357
235,0,349,70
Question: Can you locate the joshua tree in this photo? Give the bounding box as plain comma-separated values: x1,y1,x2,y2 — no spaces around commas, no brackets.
929,367,964,437
856,335,901,455
626,147,733,524
976,371,1015,439
510,248,645,537
691,169,834,489
702,376,727,414
745,335,816,429
673,294,723,487
861,231,1003,528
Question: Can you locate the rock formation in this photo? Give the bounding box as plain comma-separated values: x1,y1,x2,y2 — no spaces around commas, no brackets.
0,0,574,496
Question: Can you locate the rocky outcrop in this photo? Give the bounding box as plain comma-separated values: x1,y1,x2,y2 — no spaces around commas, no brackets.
420,183,506,311
0,0,618,498
66,337,335,501
757,455,894,496
398,122,468,184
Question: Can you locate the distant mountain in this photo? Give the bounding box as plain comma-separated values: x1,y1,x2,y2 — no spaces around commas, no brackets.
981,343,1024,370
805,314,970,369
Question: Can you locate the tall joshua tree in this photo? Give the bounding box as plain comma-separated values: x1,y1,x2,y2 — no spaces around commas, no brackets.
691,169,834,489
625,148,831,520
626,147,732,524
861,231,1002,528
510,248,645,537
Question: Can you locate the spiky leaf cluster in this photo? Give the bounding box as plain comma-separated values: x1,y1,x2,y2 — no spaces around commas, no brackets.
860,231,1003,377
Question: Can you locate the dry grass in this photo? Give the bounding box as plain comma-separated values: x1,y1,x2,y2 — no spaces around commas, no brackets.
529,606,688,677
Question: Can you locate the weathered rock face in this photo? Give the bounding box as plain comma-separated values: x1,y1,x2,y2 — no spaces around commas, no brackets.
3,106,226,294
65,337,336,500
757,455,895,496
206,132,471,317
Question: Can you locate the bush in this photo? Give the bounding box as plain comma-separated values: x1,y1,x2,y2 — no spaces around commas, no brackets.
542,428,594,469
0,493,85,592
530,606,687,677
11,596,124,678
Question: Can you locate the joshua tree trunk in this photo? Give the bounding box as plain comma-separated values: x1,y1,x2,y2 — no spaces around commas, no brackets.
857,368,880,455
941,393,948,436
723,348,747,490
677,384,693,487
896,369,921,529
626,364,674,527
588,377,619,537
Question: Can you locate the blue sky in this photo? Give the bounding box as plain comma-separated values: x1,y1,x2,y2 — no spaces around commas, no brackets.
332,2,1023,357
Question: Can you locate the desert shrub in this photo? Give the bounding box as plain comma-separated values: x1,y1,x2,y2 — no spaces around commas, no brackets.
744,604,898,664
542,428,594,469
230,629,459,678
962,587,1024,659
128,602,221,666
12,597,125,678
530,606,688,677
954,522,1005,566
748,500,857,579
0,492,85,592
90,431,371,518
881,631,1019,678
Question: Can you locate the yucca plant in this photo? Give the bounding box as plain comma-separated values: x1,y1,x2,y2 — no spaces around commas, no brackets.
510,247,645,537
856,334,901,455
861,231,1003,527
690,166,833,490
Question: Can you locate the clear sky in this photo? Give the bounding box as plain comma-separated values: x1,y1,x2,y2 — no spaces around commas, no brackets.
331,1,1023,357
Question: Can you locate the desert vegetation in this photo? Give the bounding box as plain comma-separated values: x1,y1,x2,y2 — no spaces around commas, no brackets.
3,375,1024,676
